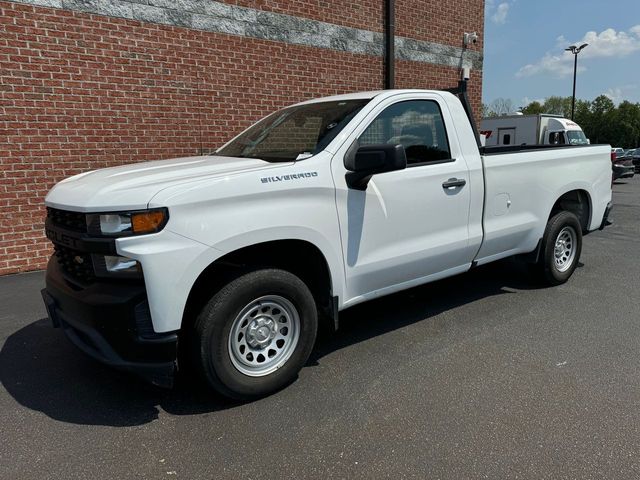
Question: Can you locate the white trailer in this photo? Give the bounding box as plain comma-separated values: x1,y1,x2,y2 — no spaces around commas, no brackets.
481,114,589,147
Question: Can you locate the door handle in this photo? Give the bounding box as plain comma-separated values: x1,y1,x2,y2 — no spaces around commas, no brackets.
442,178,466,189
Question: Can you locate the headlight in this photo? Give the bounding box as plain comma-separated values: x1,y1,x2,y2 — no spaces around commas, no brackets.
88,208,168,236
100,214,132,234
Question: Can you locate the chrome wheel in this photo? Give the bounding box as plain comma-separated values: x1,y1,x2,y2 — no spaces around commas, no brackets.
228,295,300,377
554,226,577,273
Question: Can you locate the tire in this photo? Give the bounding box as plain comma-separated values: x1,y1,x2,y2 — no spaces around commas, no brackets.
533,211,583,286
191,268,318,400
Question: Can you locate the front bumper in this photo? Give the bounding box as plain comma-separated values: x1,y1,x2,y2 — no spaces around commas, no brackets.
42,257,178,387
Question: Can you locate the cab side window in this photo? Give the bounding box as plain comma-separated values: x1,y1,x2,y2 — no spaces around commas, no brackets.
549,132,566,145
358,100,452,166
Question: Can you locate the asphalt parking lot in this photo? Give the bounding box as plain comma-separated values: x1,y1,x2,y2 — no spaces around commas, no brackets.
1,178,640,479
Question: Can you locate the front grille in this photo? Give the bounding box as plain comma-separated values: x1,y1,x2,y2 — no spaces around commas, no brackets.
47,207,87,233
54,244,96,285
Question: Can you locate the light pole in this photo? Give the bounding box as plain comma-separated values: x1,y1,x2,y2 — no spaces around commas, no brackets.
565,43,588,120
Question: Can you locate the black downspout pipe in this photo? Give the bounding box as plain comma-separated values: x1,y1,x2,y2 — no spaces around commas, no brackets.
384,0,395,89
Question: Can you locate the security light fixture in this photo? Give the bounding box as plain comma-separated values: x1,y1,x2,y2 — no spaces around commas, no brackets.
463,32,479,47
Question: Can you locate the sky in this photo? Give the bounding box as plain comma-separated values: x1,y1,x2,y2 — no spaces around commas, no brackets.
482,0,640,108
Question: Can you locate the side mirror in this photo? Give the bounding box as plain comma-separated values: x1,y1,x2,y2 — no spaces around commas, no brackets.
344,143,407,190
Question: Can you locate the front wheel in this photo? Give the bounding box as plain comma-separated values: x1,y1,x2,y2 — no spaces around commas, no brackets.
191,269,318,400
534,211,583,286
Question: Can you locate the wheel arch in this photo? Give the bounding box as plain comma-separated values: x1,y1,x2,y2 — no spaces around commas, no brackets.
549,188,593,233
182,239,339,339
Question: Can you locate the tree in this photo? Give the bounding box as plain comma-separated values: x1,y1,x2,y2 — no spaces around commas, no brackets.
521,101,544,115
489,98,515,116
613,101,640,148
574,99,592,135
589,95,616,145
482,103,497,118
542,96,573,117
590,95,615,115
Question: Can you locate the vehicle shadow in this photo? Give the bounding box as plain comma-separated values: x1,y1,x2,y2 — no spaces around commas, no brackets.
0,318,241,427
312,258,546,360
0,259,548,427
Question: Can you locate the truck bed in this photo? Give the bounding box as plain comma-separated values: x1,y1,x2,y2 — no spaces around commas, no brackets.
473,144,612,265
481,144,603,155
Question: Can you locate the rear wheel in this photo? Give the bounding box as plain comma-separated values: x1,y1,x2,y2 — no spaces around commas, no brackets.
192,269,318,400
533,211,582,286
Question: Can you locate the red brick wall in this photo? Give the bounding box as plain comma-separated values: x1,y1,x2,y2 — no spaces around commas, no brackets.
0,0,482,275
219,0,485,53
395,0,484,51
396,61,483,117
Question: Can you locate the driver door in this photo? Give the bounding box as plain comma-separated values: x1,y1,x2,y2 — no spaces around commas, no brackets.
331,93,476,305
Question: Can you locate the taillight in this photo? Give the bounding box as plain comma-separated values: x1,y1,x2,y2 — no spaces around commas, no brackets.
611,151,617,163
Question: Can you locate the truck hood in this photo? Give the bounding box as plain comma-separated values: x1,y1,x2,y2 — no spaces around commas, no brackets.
45,155,288,212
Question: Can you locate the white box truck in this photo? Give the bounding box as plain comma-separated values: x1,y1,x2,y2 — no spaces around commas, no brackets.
481,114,590,147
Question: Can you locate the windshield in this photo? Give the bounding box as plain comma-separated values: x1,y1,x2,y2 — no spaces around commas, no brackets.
567,130,589,145
217,99,370,162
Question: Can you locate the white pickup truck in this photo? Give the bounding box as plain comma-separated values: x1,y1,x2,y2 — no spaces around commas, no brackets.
41,83,613,399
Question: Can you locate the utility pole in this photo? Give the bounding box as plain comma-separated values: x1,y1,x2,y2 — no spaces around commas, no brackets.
565,43,588,120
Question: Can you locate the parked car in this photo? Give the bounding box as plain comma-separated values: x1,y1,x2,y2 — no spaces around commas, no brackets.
612,149,635,180
41,84,613,399
613,147,627,159
630,149,640,172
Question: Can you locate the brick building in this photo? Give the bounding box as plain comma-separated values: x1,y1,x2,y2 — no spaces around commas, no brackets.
1,0,484,275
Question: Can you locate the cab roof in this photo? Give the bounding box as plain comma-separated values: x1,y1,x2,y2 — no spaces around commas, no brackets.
292,89,452,106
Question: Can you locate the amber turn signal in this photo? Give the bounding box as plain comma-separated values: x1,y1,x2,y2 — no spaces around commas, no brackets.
132,210,166,234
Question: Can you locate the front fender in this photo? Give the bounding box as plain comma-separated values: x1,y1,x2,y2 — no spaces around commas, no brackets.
212,226,345,309
116,230,223,333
